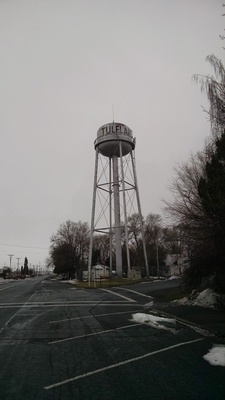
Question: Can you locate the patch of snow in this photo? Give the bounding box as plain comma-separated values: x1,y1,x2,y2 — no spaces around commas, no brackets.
173,288,219,309
173,297,190,305
192,289,219,308
61,279,76,284
139,278,165,283
131,312,176,333
168,275,181,280
203,345,225,367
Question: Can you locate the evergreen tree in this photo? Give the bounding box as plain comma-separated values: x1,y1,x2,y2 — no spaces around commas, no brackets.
196,131,225,290
24,257,29,275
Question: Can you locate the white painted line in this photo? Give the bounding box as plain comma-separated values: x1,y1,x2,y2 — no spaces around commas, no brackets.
18,314,42,316
0,301,105,305
48,323,142,345
101,288,136,302
45,337,204,390
0,303,141,309
50,310,142,324
0,300,131,305
0,291,37,334
3,313,17,329
0,282,27,291
115,287,154,299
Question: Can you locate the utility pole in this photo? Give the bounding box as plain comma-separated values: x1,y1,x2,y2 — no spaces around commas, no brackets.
16,257,21,272
8,254,14,271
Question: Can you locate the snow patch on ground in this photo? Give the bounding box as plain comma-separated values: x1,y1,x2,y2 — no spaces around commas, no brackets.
173,288,220,309
60,279,77,284
131,312,176,333
192,289,219,308
203,345,225,367
168,275,181,280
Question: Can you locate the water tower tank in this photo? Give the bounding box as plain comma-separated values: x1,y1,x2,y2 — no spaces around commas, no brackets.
94,122,135,157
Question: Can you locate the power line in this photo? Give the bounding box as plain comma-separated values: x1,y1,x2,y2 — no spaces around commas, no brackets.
0,242,48,249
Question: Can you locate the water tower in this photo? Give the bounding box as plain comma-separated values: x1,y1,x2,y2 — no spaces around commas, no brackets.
88,122,149,281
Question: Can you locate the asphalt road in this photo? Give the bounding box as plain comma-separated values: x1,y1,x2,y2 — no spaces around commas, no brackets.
0,276,224,400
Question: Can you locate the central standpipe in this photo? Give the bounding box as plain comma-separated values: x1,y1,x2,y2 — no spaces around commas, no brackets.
112,155,122,275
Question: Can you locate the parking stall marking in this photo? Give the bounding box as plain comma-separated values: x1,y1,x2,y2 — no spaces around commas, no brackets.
50,309,142,324
44,337,205,390
114,287,154,299
48,322,143,345
0,302,140,309
101,288,136,302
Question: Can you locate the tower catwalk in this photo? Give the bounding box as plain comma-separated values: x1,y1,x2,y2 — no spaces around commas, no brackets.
88,122,148,283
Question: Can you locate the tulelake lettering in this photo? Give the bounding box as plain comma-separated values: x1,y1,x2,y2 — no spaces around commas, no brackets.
100,124,132,136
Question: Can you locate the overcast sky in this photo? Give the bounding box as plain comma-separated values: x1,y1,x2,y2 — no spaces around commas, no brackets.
0,0,224,269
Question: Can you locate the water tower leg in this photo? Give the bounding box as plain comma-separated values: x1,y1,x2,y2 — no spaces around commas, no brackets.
88,149,99,286
112,155,122,276
109,158,113,277
131,151,149,277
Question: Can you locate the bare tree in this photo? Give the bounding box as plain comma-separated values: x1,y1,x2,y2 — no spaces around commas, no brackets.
127,213,143,249
193,54,225,136
50,220,89,278
166,55,225,290
92,234,110,265
165,153,207,236
144,214,167,277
